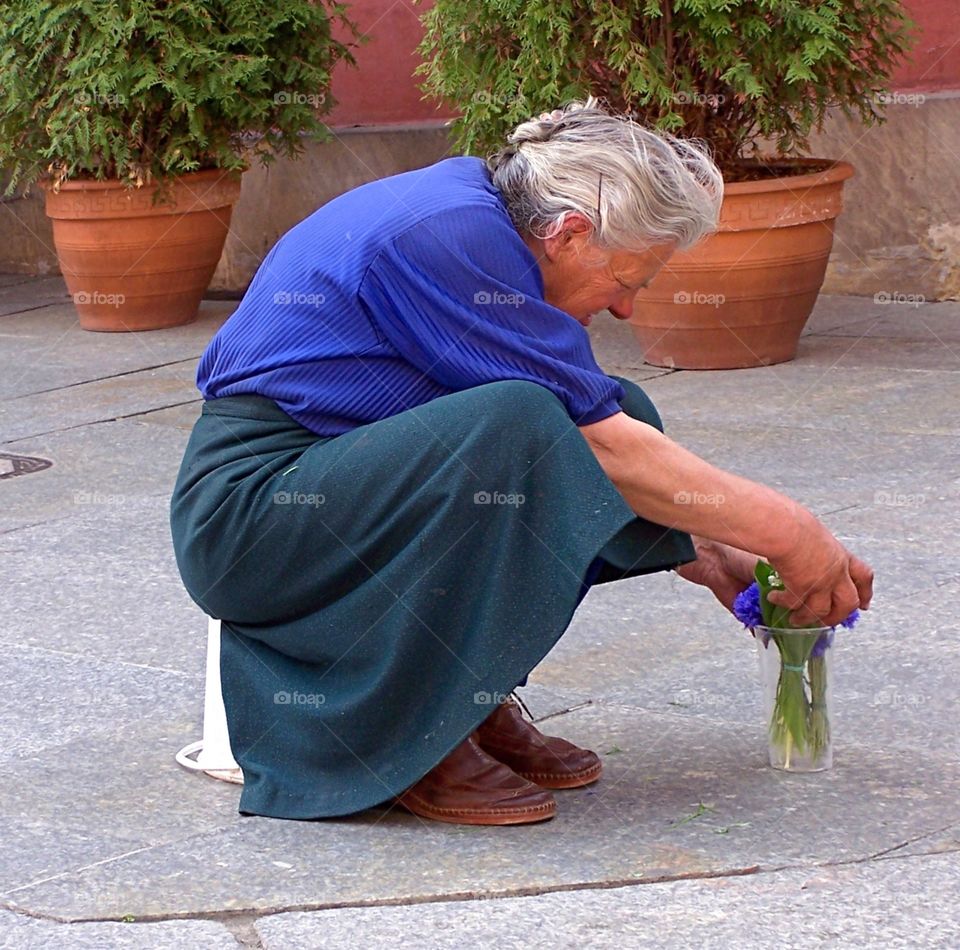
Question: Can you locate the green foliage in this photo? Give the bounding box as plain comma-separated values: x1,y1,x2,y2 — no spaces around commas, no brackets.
0,0,362,191
755,559,792,628
415,0,916,173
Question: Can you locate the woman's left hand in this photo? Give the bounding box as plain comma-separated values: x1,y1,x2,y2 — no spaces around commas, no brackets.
674,536,759,616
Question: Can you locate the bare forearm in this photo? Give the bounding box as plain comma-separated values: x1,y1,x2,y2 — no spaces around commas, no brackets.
580,412,816,562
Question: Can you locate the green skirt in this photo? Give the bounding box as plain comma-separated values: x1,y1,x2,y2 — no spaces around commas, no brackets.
169,377,695,819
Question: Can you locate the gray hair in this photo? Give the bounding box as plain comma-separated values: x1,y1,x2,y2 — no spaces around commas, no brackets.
487,99,723,253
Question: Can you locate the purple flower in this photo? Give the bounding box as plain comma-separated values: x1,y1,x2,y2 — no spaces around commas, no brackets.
733,583,763,629
839,609,860,629
810,629,835,658
731,581,861,632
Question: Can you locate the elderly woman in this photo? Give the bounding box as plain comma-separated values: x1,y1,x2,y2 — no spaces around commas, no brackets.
170,101,873,827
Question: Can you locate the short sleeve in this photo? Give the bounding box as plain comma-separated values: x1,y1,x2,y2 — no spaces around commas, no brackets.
358,205,624,425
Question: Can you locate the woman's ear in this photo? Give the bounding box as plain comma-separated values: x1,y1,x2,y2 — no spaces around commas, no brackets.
544,212,595,261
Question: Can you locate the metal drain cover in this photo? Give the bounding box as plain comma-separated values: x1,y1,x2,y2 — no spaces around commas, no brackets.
0,453,53,480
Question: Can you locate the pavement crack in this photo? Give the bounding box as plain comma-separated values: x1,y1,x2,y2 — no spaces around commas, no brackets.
530,699,597,724
0,515,74,536
0,639,201,679
10,358,199,400
0,301,68,318
1,863,766,925
818,503,862,516
1,846,160,900
862,818,960,862
2,399,201,444
5,845,960,926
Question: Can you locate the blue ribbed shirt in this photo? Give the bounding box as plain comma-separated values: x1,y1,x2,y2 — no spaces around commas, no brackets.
197,157,625,435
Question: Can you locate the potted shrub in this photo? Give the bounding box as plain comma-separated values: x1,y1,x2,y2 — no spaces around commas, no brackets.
0,1,359,331
416,0,915,368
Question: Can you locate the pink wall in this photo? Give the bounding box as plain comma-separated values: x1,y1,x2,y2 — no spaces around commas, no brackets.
325,0,959,128
894,0,960,92
325,0,451,127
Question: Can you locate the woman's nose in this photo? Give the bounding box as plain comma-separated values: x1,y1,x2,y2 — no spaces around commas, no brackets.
608,292,637,320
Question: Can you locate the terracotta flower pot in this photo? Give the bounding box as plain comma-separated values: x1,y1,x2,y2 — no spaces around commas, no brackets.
43,169,242,332
628,158,855,369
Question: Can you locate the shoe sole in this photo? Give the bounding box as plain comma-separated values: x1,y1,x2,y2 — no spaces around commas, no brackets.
518,761,603,789
393,793,557,826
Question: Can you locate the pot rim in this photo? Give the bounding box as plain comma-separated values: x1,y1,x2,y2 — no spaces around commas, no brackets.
723,158,855,196
39,167,244,193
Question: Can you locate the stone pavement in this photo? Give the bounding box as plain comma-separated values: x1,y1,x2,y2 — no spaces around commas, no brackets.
1,275,958,948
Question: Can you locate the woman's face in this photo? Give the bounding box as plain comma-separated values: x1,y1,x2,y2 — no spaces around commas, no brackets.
523,215,677,328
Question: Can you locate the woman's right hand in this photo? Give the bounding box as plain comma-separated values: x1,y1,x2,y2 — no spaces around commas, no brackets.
765,516,874,627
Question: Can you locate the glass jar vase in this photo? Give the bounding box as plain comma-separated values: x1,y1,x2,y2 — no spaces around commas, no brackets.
755,625,835,772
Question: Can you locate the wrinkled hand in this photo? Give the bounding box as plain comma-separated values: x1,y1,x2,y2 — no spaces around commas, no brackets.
766,523,873,627
674,536,759,616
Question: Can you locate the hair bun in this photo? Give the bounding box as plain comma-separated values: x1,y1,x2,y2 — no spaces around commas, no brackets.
485,98,606,174
508,110,565,147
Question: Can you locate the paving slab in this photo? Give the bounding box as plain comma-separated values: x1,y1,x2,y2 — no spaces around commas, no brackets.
254,850,960,950
892,819,960,859
640,421,959,519
0,359,202,442
0,275,37,289
819,300,960,343
536,541,959,745
0,910,239,949
790,334,960,372
0,645,239,896
637,363,960,436
799,291,921,334
818,497,960,553
0,298,233,399
0,416,194,534
538,595,957,750
0,276,69,317
128,402,205,430
1,276,957,935
0,497,208,673
5,702,959,921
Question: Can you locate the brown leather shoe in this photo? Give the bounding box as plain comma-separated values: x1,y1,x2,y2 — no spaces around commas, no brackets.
394,734,556,826
475,698,602,789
